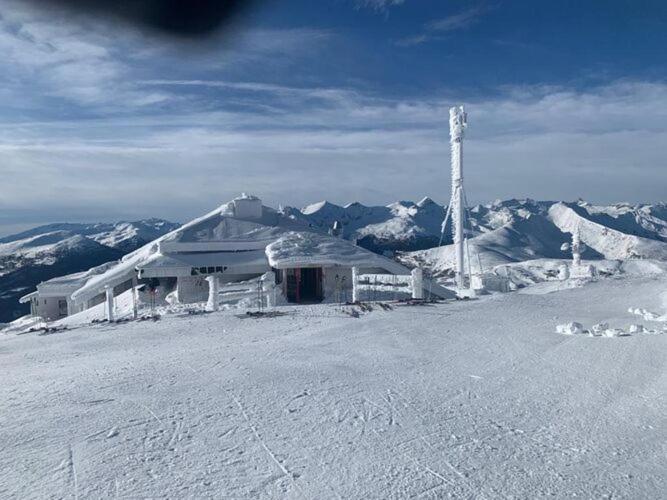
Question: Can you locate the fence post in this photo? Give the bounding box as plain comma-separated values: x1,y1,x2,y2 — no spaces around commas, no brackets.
411,268,423,300
105,285,115,321
352,267,359,303
206,275,219,312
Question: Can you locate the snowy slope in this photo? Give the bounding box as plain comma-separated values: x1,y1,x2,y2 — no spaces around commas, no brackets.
288,198,446,253
395,199,667,279
0,220,178,323
290,198,667,257
0,218,180,252
1,275,665,498
548,202,667,260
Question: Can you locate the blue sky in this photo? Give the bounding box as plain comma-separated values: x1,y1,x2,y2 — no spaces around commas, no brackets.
0,0,666,235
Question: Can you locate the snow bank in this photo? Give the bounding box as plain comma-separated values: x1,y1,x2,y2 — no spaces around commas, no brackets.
0,315,46,335
556,322,584,335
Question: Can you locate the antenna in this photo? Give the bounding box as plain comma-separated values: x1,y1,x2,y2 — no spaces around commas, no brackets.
449,105,468,291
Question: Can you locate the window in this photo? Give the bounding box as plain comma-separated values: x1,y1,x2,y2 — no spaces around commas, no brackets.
207,267,215,274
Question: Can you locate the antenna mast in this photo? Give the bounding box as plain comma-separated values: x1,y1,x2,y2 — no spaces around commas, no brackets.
449,106,468,290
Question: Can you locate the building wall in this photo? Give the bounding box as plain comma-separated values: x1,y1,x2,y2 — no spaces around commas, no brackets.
177,276,209,304
322,266,353,303
35,296,69,321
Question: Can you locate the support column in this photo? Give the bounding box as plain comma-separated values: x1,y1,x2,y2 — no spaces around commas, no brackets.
352,267,359,303
411,268,423,299
263,272,276,308
131,276,138,319
105,286,114,322
206,275,219,312
572,228,581,267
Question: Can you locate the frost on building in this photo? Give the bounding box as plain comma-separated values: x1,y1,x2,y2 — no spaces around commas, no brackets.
19,262,118,321
21,195,452,321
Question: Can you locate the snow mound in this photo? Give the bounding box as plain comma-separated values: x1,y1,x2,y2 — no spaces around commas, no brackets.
0,315,46,335
556,322,584,335
628,307,667,322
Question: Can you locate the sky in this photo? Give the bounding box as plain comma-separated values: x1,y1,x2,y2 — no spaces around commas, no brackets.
0,0,666,236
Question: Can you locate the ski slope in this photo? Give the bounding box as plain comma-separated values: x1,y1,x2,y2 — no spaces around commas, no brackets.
1,276,665,498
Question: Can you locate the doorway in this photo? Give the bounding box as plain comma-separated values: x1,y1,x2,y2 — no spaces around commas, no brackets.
284,268,323,303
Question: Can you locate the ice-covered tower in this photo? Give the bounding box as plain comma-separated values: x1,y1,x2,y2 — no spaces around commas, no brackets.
449,106,467,289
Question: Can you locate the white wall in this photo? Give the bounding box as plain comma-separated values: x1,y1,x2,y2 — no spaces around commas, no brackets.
35,296,68,321
177,276,209,304
322,266,353,303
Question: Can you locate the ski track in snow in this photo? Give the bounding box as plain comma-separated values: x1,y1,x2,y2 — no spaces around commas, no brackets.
0,276,666,498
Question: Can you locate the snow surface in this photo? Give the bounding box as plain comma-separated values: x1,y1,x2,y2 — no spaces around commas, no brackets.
1,275,665,498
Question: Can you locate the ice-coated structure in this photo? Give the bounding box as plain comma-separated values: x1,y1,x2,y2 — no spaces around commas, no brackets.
449,105,467,290
22,195,454,321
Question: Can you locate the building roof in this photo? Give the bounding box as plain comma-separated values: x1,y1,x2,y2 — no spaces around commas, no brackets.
265,231,410,275
71,195,315,303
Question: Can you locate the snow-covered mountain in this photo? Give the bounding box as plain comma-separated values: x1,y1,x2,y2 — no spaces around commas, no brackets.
284,197,446,253
2,199,666,322
0,218,180,253
0,219,179,322
286,198,667,259
394,199,667,277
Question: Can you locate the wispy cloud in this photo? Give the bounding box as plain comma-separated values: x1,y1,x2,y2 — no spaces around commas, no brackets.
355,0,405,12
426,6,488,32
1,79,665,235
396,5,491,46
0,1,331,112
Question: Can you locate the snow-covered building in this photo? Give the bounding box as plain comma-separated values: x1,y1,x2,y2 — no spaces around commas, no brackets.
20,195,450,320
19,262,118,321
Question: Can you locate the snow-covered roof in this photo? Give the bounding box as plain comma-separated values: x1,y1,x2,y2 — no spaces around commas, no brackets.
70,196,315,303
265,231,410,274
18,291,38,303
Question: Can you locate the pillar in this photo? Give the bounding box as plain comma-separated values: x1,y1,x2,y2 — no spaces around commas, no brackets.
131,276,138,319
206,275,219,312
411,268,424,299
105,286,114,322
352,267,359,303
263,272,276,308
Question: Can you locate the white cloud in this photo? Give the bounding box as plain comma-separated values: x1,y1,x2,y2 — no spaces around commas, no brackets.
0,79,665,236
0,1,663,235
396,5,491,46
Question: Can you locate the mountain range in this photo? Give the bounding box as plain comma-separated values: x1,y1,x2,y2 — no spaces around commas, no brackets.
0,219,180,322
288,197,667,257
1,199,665,322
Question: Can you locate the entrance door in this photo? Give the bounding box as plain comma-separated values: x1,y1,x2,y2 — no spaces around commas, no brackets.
299,268,322,302
284,268,323,303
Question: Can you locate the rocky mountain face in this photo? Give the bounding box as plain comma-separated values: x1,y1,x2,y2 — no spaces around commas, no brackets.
0,219,179,322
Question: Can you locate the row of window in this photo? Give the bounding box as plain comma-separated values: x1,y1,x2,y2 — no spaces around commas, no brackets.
190,266,228,276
